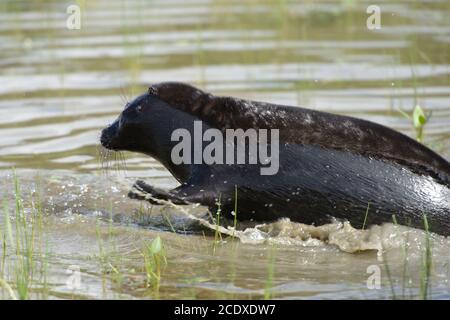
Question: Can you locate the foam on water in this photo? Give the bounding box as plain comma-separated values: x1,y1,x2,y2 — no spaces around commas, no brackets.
127,182,450,255
1,170,450,299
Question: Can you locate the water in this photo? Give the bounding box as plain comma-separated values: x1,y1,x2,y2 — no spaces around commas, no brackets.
0,0,449,299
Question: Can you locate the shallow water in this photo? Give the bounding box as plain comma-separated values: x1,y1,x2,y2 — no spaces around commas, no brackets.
0,0,449,299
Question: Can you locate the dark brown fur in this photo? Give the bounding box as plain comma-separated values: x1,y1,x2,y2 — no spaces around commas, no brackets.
150,82,450,186
101,82,450,235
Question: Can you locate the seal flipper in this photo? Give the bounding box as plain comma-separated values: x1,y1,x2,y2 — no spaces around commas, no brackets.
128,180,192,205
128,177,217,205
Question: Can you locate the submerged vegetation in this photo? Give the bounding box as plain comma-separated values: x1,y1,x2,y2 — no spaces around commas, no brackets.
264,245,276,300
0,171,49,300
419,215,432,300
381,214,434,300
0,171,445,300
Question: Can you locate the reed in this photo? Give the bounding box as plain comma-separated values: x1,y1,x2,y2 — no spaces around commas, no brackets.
0,171,48,299
142,236,167,297
264,244,276,300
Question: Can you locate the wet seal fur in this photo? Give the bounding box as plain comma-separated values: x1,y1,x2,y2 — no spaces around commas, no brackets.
101,82,450,235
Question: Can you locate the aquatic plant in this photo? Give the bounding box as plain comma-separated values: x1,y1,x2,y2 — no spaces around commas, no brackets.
264,244,276,300
383,213,433,300
232,185,238,239
398,104,431,143
420,215,432,300
361,202,370,230
0,171,49,300
381,244,397,300
142,236,167,295
214,194,223,246
94,206,126,298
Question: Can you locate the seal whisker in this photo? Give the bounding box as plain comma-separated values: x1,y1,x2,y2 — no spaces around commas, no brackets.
117,151,128,173
118,86,130,105
97,146,104,171
113,151,119,173
97,145,112,175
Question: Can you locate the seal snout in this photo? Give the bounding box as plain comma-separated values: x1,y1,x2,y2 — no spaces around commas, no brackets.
100,121,120,150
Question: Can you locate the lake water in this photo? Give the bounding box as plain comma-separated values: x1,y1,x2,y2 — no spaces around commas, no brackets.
0,0,449,299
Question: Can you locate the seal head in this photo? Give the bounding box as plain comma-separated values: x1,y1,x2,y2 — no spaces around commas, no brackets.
100,83,212,182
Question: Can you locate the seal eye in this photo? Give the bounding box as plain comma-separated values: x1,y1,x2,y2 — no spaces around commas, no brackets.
136,105,142,113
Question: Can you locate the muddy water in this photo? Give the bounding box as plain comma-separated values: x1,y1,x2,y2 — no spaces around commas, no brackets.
0,0,449,299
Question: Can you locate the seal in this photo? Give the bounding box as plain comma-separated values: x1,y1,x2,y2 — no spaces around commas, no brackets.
100,82,450,235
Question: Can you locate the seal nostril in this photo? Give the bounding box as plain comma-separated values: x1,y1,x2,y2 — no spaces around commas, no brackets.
100,130,112,148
